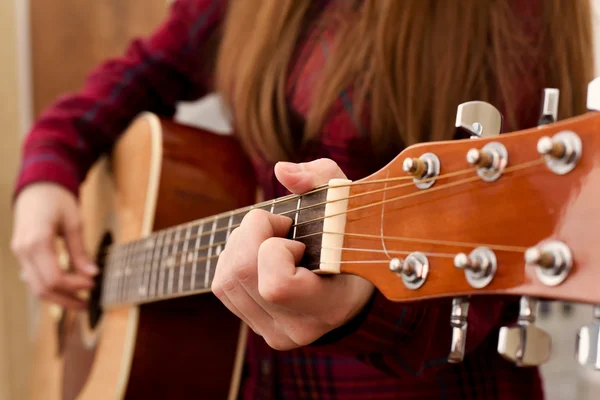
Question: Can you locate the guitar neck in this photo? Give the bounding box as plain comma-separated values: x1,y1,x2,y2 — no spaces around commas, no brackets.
101,187,329,308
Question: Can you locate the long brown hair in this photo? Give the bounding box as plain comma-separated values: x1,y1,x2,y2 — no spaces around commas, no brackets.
216,0,594,163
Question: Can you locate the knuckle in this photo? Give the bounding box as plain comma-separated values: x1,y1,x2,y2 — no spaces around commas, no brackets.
232,260,255,284
259,279,290,304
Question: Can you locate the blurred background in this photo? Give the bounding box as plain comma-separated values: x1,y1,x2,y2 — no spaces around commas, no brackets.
1,1,600,399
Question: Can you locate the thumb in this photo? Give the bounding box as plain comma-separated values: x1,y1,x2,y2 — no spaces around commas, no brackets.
274,158,348,194
62,210,98,276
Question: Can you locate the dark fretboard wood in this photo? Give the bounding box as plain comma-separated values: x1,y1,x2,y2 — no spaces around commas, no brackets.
102,187,329,307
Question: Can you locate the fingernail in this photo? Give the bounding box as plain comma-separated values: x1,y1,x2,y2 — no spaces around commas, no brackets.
278,162,301,175
84,263,99,275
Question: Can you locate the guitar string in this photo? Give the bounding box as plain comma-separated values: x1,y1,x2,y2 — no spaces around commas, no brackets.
101,156,542,287
100,164,477,256
102,158,544,299
101,156,543,260
292,158,544,230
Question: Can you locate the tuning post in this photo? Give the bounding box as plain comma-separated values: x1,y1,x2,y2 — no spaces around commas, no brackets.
498,296,552,367
448,296,470,363
536,131,582,175
466,142,508,182
454,247,497,289
524,240,572,286
389,252,429,290
402,153,440,189
576,305,600,370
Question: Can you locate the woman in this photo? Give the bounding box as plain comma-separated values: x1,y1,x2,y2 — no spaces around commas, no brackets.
11,0,594,398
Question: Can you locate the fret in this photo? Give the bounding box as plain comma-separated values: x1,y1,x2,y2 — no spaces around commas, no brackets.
127,241,143,301
138,236,155,300
149,231,166,298
269,199,276,213
294,189,328,270
226,213,234,240
102,247,116,304
159,230,175,296
292,196,302,239
204,218,218,288
118,243,132,304
191,222,204,291
167,228,182,295
272,197,300,217
179,224,193,293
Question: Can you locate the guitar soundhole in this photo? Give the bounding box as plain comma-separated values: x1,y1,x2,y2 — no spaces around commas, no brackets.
87,232,112,330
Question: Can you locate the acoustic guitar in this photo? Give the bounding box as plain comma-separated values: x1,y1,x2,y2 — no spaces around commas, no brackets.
28,79,600,399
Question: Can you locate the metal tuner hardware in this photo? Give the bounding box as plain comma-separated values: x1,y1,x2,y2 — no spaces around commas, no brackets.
402,153,440,189
576,305,600,370
448,297,470,363
537,88,560,125
497,296,551,367
454,247,497,289
466,142,508,182
455,101,503,139
389,252,429,290
536,131,582,175
587,77,600,112
524,240,572,287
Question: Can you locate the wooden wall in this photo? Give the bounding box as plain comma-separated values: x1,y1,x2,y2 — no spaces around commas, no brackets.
0,2,167,399
30,0,168,115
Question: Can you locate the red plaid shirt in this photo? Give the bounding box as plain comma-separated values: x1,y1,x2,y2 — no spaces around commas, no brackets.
16,0,546,398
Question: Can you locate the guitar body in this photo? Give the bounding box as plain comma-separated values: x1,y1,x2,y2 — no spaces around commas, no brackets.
29,113,257,400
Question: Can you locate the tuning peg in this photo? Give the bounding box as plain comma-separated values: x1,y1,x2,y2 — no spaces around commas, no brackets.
576,305,600,370
497,296,552,367
448,296,470,363
402,153,440,190
455,101,503,139
524,240,573,286
389,253,429,290
587,77,600,111
454,247,497,288
538,88,559,125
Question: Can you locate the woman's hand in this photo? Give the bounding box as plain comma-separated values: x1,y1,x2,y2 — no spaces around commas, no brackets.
11,183,98,310
212,159,374,350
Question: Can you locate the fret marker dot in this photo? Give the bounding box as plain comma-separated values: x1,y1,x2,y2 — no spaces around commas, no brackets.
166,257,176,268
187,252,194,263
216,245,223,256
138,287,147,296
145,239,155,248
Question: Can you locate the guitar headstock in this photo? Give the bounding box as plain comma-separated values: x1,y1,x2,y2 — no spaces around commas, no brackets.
328,79,600,367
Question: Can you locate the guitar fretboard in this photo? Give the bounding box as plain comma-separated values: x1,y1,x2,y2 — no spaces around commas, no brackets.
101,187,328,307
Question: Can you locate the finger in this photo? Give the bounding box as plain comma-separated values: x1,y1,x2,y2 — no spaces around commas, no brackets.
258,237,372,320
62,212,98,276
21,260,86,310
274,158,347,194
31,241,94,293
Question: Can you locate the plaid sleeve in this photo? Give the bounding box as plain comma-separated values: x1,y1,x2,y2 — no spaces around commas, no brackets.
14,0,227,198
309,290,514,378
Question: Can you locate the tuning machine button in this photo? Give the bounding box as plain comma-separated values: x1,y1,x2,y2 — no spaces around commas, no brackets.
524,240,572,287
538,88,560,125
466,142,508,182
454,247,497,289
455,101,503,139
389,252,429,290
498,296,551,367
576,305,600,370
402,153,440,189
448,296,470,363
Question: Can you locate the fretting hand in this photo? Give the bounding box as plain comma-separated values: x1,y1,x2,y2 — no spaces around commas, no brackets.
212,159,374,350
211,158,375,350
